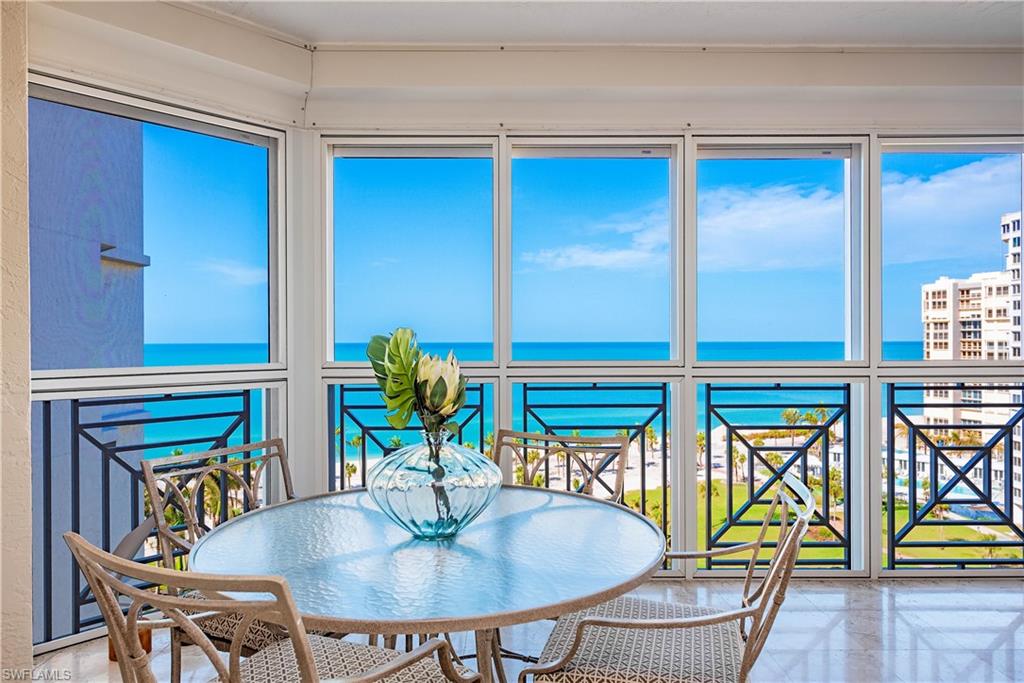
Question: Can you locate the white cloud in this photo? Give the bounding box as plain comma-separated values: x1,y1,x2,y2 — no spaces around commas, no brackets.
700,154,1020,272
881,155,1021,265
200,259,267,286
520,200,670,271
698,184,844,272
518,154,1022,274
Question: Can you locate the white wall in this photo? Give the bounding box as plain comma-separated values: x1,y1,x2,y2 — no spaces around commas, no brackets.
28,3,1024,134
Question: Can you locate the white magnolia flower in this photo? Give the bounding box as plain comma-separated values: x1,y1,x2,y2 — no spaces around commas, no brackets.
417,351,462,417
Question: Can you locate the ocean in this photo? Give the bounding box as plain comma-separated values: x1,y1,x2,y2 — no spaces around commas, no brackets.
145,340,924,366
134,341,924,459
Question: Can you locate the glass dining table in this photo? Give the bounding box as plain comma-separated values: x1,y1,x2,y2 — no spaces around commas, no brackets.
189,485,666,682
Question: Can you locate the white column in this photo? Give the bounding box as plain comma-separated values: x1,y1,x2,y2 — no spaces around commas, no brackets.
286,128,326,496
1,0,34,670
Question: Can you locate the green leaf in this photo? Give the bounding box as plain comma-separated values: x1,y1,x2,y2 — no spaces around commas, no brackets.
444,420,461,435
366,335,390,389
368,328,422,430
429,376,448,409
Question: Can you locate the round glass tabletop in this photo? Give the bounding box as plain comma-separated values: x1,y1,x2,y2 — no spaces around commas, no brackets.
189,485,665,633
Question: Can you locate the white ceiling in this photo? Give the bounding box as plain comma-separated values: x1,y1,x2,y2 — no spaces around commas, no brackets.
192,1,1024,48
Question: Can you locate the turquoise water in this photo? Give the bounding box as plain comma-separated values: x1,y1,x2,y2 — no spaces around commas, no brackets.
136,341,924,459
332,340,925,362
144,340,924,365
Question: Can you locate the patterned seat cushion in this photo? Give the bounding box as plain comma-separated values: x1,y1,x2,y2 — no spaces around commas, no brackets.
534,595,744,683
180,589,285,653
230,635,473,683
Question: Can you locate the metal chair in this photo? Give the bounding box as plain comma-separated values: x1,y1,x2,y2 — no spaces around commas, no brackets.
446,429,631,680
64,531,479,683
142,438,294,569
141,439,297,680
494,429,630,502
520,473,816,683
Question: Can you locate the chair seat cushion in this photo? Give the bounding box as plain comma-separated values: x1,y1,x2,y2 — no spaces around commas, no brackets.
230,635,472,683
534,595,744,683
181,588,285,652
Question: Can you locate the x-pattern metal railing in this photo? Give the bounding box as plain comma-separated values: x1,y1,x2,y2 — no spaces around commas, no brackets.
520,382,670,541
886,382,1024,569
704,383,851,569
326,383,487,491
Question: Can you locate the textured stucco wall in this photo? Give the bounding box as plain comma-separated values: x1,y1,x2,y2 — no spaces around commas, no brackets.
1,0,33,672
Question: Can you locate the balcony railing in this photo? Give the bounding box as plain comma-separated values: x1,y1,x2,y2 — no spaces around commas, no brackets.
326,383,490,491
702,383,852,569
516,382,670,542
885,383,1024,569
32,390,256,645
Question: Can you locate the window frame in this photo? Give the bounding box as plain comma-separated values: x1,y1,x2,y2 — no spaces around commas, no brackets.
27,74,287,381
874,136,1024,370
318,131,1024,579
322,136,501,369
506,137,684,367
690,136,869,368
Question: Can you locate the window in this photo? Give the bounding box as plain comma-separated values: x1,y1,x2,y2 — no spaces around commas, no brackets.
28,81,287,649
881,143,1023,361
696,145,861,361
29,88,275,371
511,146,673,360
332,145,495,361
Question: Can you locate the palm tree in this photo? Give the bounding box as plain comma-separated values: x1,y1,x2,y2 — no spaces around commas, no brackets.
894,421,909,445
979,532,998,559
347,434,363,451
344,462,357,488
732,447,747,483
388,435,404,449
695,431,706,469
827,469,844,521
645,425,659,452
484,431,495,459
781,408,801,445
813,405,829,424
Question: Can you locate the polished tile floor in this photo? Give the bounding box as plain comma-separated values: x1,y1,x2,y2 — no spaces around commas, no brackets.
33,578,1024,682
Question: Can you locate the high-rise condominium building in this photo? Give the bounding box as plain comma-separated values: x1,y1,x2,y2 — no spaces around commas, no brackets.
916,211,1023,525
922,211,1021,362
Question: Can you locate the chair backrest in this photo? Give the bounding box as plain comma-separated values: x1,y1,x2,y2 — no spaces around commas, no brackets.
141,438,294,570
64,531,316,683
736,472,816,679
494,429,630,501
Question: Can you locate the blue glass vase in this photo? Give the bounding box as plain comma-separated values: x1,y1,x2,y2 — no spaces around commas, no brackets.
365,430,503,540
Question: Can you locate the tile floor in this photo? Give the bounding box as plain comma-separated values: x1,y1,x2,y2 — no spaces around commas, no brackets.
33,578,1024,682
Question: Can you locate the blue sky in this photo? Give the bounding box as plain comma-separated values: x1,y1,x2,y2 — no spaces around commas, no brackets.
333,157,493,348
143,123,269,345
139,132,1021,357
697,157,847,344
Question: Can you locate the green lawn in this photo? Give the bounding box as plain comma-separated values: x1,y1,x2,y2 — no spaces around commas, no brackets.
623,481,1021,567
883,502,1021,565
